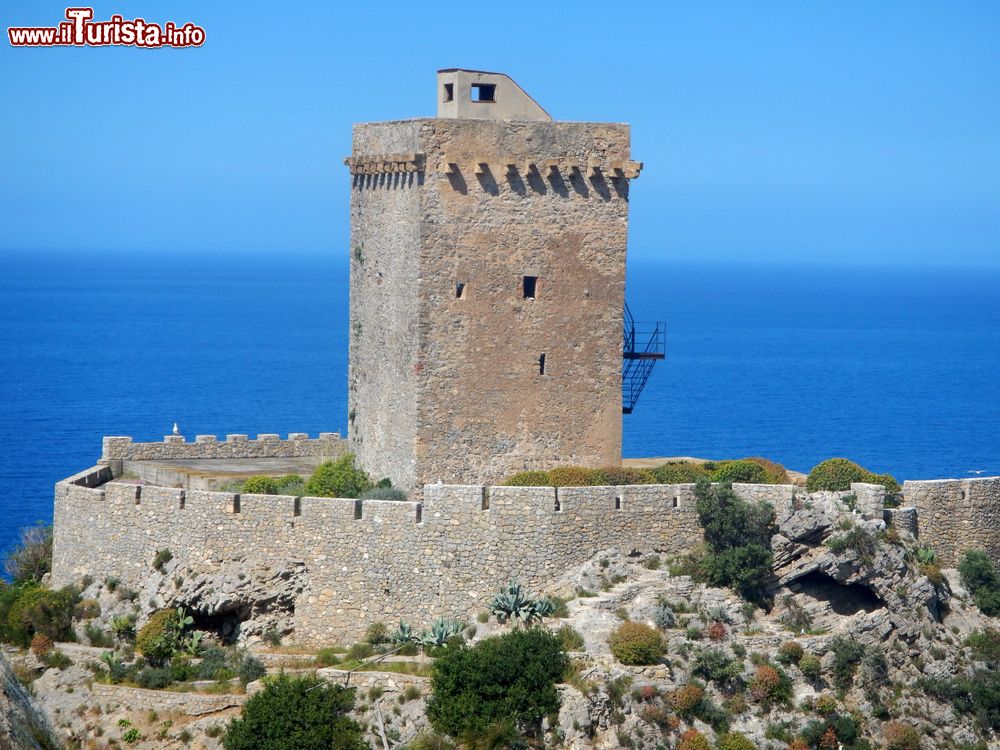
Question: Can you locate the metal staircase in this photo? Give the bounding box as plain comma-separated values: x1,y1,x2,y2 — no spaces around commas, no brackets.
622,302,665,414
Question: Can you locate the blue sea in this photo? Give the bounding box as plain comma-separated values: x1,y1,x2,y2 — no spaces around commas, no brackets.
1,251,998,562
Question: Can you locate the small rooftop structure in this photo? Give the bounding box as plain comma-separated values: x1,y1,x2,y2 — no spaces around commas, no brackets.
436,68,552,121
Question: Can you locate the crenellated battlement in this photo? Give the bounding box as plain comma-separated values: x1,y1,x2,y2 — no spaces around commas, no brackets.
100,432,345,463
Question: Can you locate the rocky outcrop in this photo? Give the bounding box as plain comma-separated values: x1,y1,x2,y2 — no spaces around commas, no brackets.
143,557,308,643
0,650,60,750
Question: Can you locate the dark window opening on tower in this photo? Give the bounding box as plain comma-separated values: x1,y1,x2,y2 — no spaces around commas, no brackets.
538,353,546,375
456,282,466,299
471,83,496,102
443,83,454,102
523,275,537,299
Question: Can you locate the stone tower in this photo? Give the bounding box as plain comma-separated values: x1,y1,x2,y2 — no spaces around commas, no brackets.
346,69,643,490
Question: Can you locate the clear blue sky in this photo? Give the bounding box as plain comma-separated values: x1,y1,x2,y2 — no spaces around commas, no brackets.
2,1,998,266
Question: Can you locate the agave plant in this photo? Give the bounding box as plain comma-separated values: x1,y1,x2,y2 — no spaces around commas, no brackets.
490,582,554,626
391,620,416,645
419,618,464,648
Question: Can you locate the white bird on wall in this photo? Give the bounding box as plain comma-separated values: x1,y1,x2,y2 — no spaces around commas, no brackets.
172,423,180,435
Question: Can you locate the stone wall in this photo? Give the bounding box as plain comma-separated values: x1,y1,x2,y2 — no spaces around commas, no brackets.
51,476,816,643
349,118,636,490
905,477,1000,565
100,433,345,463
90,683,246,716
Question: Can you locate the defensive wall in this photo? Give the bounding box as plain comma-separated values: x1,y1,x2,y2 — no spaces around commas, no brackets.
51,439,1000,641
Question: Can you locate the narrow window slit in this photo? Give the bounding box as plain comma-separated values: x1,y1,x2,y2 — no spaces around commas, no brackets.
231,494,241,514
672,495,679,508
523,275,537,299
615,496,622,510
443,83,454,102
179,490,186,510
456,282,466,299
293,497,302,517
481,487,490,511
134,486,142,505
354,500,363,520
538,353,546,375
415,503,423,523
555,489,561,512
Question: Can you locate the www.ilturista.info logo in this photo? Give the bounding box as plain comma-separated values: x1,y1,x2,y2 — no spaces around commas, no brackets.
8,7,205,48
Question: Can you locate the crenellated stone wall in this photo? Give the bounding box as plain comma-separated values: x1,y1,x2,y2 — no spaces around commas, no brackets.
100,433,345,463
50,475,826,643
904,477,1000,565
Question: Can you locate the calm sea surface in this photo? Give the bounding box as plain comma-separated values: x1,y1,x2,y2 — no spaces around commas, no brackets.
1,251,998,561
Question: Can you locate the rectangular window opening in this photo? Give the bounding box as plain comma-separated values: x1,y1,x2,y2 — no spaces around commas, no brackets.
456,282,466,299
538,353,546,375
231,494,241,514
555,490,561,512
416,503,423,524
523,275,537,299
672,495,679,508
293,497,302,517
615,496,622,510
179,491,186,510
443,82,454,102
471,83,496,102
481,487,490,511
354,500,363,520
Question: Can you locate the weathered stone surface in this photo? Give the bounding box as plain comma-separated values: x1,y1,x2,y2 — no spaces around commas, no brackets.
0,651,59,750
349,117,635,490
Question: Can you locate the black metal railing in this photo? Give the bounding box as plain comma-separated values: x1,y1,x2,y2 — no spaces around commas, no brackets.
622,302,665,414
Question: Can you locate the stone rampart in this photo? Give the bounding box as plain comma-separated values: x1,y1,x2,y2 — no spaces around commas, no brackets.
100,433,345,463
50,477,821,643
904,477,1000,565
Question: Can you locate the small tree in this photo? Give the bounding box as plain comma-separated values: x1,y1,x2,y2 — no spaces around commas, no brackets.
426,628,567,739
694,480,776,604
223,674,366,750
959,550,1000,616
304,453,372,498
4,523,53,584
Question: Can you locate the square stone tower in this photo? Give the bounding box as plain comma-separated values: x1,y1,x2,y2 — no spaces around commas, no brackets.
346,69,643,490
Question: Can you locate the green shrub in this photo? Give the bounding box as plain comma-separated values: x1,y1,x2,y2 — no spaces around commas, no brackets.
304,454,371,498
241,476,279,495
85,623,113,648
365,622,389,645
41,649,73,670
359,486,408,501
829,635,866,690
6,585,78,645
692,648,741,684
960,550,1000,616
222,674,366,750
3,523,52,584
668,684,705,715
707,460,768,484
275,474,305,491
315,648,340,667
608,622,664,665
716,732,757,750
346,642,373,661
776,641,804,665
426,628,567,738
748,664,792,708
967,629,1000,665
806,457,900,495
653,603,676,630
677,729,711,750
502,471,551,486
799,654,822,679
238,655,266,686
152,549,173,571
74,598,101,620
694,480,776,605
546,467,606,487
198,646,236,680
556,624,584,651
742,457,789,484
599,467,657,485
135,666,174,689
883,721,921,750
135,609,180,665
651,461,710,484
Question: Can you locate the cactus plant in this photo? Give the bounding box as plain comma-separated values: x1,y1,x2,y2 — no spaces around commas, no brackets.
490,581,556,625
